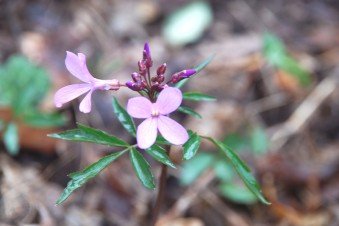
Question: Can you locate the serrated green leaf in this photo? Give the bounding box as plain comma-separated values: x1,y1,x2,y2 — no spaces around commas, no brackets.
23,111,66,128
130,148,155,189
56,150,127,204
3,122,19,155
263,32,311,87
48,124,128,147
163,1,213,46
146,145,176,168
180,152,214,185
183,131,201,160
219,183,257,204
207,137,270,205
178,106,202,119
175,55,214,88
249,126,268,154
183,92,216,102
112,98,136,136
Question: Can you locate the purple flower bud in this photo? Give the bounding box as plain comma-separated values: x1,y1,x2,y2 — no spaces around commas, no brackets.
126,81,143,91
142,42,153,68
169,69,196,83
157,74,165,83
138,60,147,75
143,42,151,60
157,63,167,76
131,72,141,82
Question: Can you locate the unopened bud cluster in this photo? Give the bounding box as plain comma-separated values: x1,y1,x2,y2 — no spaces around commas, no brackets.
126,43,196,100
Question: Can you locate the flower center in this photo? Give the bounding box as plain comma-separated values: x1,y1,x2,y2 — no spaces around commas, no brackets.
151,109,160,117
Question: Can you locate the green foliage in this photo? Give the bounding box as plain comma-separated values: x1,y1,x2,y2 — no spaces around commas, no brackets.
183,92,216,102
183,131,201,160
3,122,19,155
112,98,136,136
263,32,311,86
180,152,215,185
163,1,213,46
0,55,49,112
0,55,65,154
175,54,215,88
130,148,155,189
249,126,268,155
49,123,129,147
178,106,202,119
146,145,176,168
213,160,234,182
219,183,257,204
56,150,127,204
208,138,270,205
24,111,66,128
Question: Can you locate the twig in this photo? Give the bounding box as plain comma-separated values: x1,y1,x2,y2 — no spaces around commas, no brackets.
269,67,339,151
157,170,215,225
151,150,169,225
202,190,250,226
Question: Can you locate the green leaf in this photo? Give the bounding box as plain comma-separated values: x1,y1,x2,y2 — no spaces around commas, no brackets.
130,148,155,189
48,124,129,147
23,111,66,128
183,131,201,160
223,133,248,151
219,183,257,204
146,145,176,168
183,92,216,102
0,55,50,114
207,137,270,205
112,98,136,136
3,122,19,155
263,32,311,87
175,54,215,88
155,135,171,145
163,1,213,46
178,106,202,119
213,160,234,182
249,126,268,154
56,150,127,204
180,152,214,185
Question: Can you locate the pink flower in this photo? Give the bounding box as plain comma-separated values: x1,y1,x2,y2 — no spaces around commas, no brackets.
127,87,189,149
54,51,120,113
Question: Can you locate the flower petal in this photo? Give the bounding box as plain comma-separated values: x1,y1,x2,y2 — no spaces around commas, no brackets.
155,87,182,115
127,97,152,119
158,115,188,145
79,90,94,113
65,51,93,82
54,84,92,108
137,117,158,149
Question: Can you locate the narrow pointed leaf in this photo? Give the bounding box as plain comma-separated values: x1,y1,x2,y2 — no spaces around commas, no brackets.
56,150,127,204
112,98,136,136
183,92,216,102
183,132,201,160
178,106,202,119
175,54,214,88
207,137,270,205
48,124,128,147
4,122,19,155
146,145,176,168
130,148,155,189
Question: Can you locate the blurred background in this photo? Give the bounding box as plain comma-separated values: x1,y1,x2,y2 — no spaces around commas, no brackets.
0,0,339,225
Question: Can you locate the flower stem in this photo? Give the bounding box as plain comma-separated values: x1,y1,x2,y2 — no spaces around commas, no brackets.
151,150,169,225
